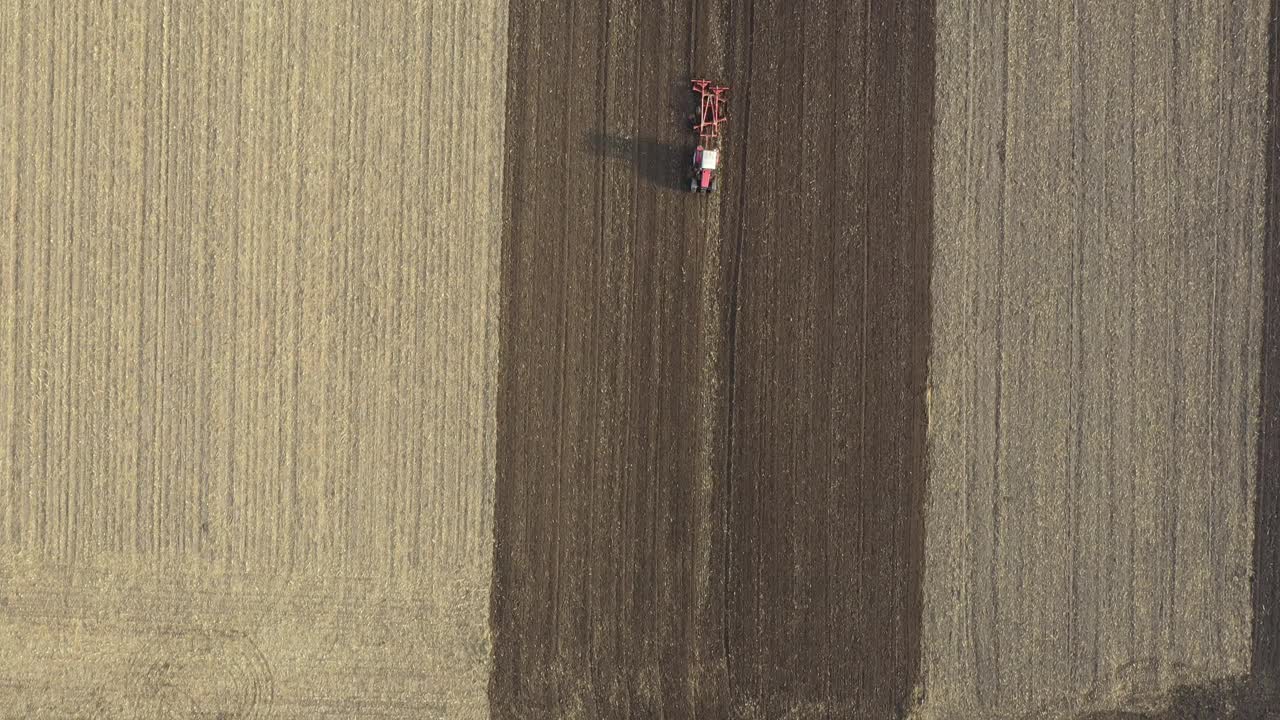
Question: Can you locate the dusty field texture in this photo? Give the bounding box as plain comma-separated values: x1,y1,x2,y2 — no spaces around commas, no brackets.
0,1,505,717
922,1,1271,718
491,0,931,717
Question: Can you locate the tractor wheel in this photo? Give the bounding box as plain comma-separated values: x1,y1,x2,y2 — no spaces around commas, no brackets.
690,177,699,192
708,178,717,193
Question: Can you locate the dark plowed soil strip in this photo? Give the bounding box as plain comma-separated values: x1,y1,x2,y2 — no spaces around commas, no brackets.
490,2,722,716
718,0,932,717
491,0,933,716
1255,0,1280,685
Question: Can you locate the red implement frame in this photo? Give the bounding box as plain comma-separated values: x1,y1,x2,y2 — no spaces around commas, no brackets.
692,79,728,143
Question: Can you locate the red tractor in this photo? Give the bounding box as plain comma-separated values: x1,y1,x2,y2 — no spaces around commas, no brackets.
690,80,728,194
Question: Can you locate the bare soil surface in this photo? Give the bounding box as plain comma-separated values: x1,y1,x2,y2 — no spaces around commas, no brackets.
491,0,932,717
0,2,505,717
922,1,1270,718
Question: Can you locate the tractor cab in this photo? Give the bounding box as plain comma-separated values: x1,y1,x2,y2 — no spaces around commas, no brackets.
691,146,719,193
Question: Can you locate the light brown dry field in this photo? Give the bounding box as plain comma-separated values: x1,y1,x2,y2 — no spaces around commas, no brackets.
0,1,505,717
923,1,1271,718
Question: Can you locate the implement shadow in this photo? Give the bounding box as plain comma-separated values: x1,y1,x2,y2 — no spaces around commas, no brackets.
585,131,690,192
584,78,714,194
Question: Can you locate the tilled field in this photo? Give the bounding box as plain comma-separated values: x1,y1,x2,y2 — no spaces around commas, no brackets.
491,0,931,717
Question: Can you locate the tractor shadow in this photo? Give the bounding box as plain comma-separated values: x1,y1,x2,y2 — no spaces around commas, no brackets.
584,79,710,192
586,131,691,192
